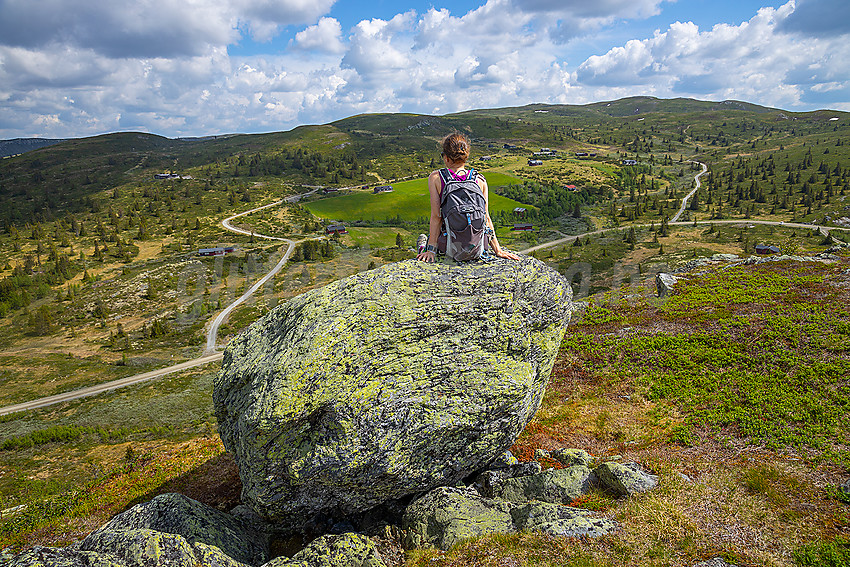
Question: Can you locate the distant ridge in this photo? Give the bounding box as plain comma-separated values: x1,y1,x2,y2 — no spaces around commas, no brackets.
0,137,65,158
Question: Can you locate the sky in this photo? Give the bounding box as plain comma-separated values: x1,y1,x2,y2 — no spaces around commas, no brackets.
0,0,849,139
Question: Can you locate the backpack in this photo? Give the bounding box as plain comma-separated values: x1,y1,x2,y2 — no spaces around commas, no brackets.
437,168,488,262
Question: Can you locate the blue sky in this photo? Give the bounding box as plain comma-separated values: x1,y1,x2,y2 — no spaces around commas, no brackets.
0,0,847,139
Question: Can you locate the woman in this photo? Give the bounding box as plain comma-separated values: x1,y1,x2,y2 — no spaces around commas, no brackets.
416,132,520,263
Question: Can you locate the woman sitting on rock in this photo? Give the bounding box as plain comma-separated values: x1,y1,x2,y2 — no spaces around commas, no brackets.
417,132,519,263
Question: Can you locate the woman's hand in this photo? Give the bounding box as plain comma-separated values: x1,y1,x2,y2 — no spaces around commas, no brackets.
417,250,436,263
494,248,521,260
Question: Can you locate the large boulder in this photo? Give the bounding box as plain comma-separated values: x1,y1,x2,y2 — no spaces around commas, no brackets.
214,257,572,528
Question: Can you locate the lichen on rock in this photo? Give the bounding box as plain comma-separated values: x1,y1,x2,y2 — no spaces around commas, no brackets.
594,462,658,496
493,466,595,504
214,257,572,529
84,493,268,566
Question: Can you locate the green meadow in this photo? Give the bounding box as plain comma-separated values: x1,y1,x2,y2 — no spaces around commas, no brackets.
303,172,528,222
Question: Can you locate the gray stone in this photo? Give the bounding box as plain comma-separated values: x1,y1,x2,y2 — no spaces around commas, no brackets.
85,493,268,566
510,501,616,537
492,466,595,504
475,461,543,498
402,486,616,551
289,533,387,567
5,546,125,567
656,272,679,297
214,257,572,528
402,487,516,550
594,462,658,496
79,528,198,567
549,448,594,468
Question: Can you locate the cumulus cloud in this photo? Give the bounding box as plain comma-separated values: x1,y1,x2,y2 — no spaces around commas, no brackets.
341,12,416,76
292,17,345,53
1,0,849,139
574,2,850,110
0,0,337,58
777,0,850,37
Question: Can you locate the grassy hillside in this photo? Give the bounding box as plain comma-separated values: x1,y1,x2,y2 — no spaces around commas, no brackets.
303,172,528,223
1,253,847,567
1,96,849,564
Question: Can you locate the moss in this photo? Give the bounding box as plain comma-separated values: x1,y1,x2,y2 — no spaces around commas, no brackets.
495,467,594,504
214,257,572,527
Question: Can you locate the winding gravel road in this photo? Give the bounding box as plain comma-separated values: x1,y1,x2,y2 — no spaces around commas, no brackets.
2,171,846,416
0,192,314,416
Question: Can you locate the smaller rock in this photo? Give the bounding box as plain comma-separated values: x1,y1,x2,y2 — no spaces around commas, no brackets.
534,448,550,460
488,450,519,469
493,466,594,504
839,478,850,499
263,533,387,567
80,528,198,567
85,493,268,566
474,461,542,498
402,487,515,550
594,462,658,496
510,501,616,537
692,558,738,567
656,273,679,297
549,448,594,468
6,546,125,567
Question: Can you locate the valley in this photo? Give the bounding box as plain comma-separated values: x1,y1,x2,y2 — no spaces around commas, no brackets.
0,96,848,566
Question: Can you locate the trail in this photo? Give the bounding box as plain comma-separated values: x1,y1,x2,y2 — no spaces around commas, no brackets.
0,194,310,416
2,170,846,416
521,162,849,254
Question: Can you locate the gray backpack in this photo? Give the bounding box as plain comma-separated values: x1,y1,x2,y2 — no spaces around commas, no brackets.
437,168,487,262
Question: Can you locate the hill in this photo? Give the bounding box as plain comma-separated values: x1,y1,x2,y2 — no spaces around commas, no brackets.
0,96,849,565
0,138,66,159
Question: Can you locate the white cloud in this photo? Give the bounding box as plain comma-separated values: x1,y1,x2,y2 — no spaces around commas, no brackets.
1,0,849,139
778,0,850,37
574,2,850,110
292,17,345,54
341,12,416,76
0,0,337,58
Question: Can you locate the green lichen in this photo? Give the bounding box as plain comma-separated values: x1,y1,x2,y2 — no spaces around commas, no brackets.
88,493,268,566
494,466,594,504
594,462,658,496
79,528,198,567
214,257,572,527
402,487,516,550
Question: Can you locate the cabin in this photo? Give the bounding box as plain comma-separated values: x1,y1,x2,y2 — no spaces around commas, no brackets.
575,152,588,157
512,223,534,231
622,159,638,166
503,144,518,149
528,159,543,166
198,246,236,257
326,224,348,235
321,187,340,194
373,185,394,194
513,207,527,216
154,173,180,180
563,184,579,191
755,244,781,255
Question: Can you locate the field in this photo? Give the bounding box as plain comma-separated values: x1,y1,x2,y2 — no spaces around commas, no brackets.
1,97,850,565
302,172,529,223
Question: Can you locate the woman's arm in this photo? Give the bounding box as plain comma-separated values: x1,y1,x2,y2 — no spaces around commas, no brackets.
417,171,443,263
480,176,520,260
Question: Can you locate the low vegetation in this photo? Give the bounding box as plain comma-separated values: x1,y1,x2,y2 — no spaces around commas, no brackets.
1,97,849,564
